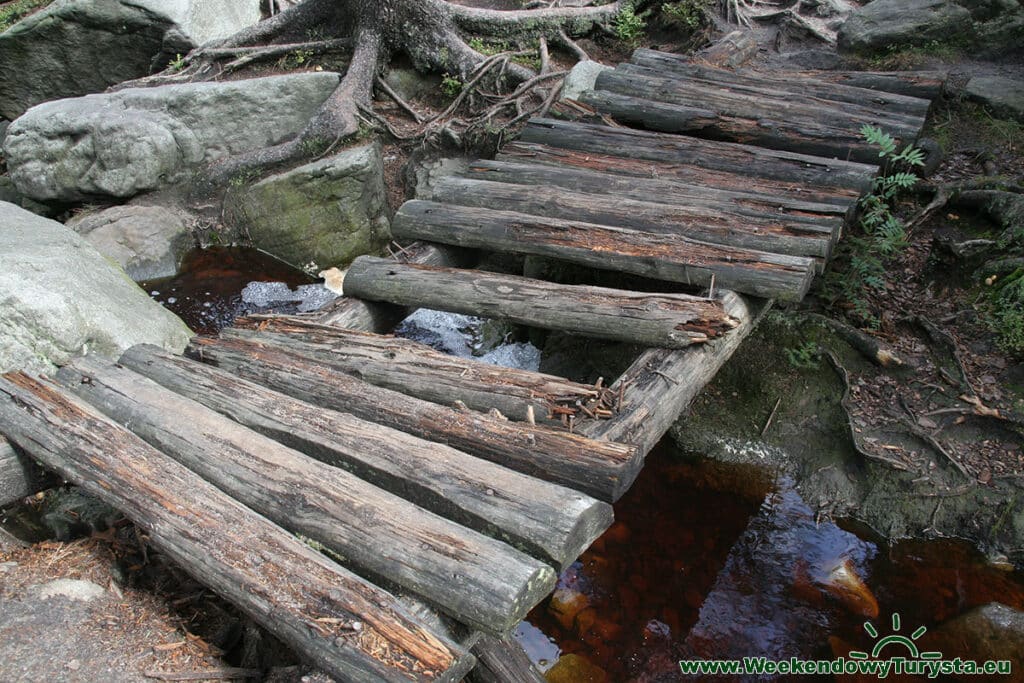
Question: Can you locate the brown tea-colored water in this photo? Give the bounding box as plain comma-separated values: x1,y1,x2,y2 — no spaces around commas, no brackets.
519,445,1024,681
139,247,315,335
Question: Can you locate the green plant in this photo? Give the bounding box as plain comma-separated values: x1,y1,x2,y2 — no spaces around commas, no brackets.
987,269,1024,355
168,53,187,72
825,126,924,326
441,73,463,98
278,48,314,69
468,37,509,56
784,340,819,369
0,0,50,33
613,2,648,45
661,0,708,29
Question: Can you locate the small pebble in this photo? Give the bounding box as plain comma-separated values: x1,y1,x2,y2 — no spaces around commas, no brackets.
66,660,81,671
0,561,18,573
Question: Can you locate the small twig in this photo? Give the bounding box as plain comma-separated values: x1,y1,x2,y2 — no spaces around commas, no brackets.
144,669,260,681
761,397,782,437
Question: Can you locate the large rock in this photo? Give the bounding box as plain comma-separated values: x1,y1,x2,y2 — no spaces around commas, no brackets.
3,72,341,202
224,143,391,271
0,0,262,120
920,603,1024,676
0,202,192,375
964,76,1024,123
837,0,973,53
67,205,195,281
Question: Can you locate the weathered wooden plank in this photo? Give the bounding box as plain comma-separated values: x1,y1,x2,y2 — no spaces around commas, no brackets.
392,200,817,302
608,63,926,132
467,636,546,683
222,316,603,426
463,158,851,217
499,141,860,208
0,373,473,683
579,291,770,456
188,335,642,503
430,175,837,261
629,50,934,118
518,118,876,193
580,86,914,164
313,243,476,331
119,343,612,570
0,436,50,507
57,358,557,635
343,257,739,348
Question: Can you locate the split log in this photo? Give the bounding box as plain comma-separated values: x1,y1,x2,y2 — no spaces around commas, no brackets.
608,63,926,132
580,86,915,164
57,358,556,635
500,141,861,207
430,175,837,261
0,373,473,683
579,291,770,456
630,50,933,119
223,316,604,426
392,200,817,302
804,70,946,101
463,158,851,217
343,257,739,348
467,636,545,683
188,335,642,503
696,30,758,68
0,436,50,507
313,243,476,331
518,118,876,193
119,344,612,570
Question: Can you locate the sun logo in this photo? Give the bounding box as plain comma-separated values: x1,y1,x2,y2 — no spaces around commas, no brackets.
850,613,943,661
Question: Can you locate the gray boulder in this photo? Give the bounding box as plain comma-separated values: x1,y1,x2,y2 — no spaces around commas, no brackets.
0,201,192,375
67,205,195,281
0,0,261,120
837,0,972,53
964,76,1024,123
224,143,391,271
561,60,613,102
4,72,341,202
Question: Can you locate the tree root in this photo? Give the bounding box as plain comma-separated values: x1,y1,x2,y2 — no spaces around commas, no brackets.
804,313,903,367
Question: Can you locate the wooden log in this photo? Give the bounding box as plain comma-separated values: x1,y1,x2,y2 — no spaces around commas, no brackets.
118,343,611,570
464,158,851,217
609,63,927,132
0,373,473,683
518,118,876,193
696,30,758,68
792,70,947,101
392,200,817,302
343,257,739,348
57,357,557,635
0,436,50,507
499,141,861,207
313,243,476,331
467,636,545,683
223,316,602,426
187,335,642,503
430,175,837,261
580,86,913,164
579,291,770,456
630,49,934,118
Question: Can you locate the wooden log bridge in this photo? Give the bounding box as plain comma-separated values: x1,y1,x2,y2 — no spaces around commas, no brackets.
0,49,940,681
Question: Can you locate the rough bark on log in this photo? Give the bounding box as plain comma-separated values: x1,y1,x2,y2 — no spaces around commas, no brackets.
467,636,546,683
499,141,861,207
343,257,739,348
223,316,603,426
802,70,946,101
609,63,927,131
430,175,837,261
0,373,473,683
0,436,50,507
580,85,916,165
188,335,642,503
630,50,933,118
518,118,876,193
392,200,817,302
57,358,556,635
313,243,476,331
463,158,851,217
118,344,611,570
696,30,758,68
579,291,770,456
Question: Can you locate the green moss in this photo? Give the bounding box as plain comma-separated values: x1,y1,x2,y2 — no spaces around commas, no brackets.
0,0,50,33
